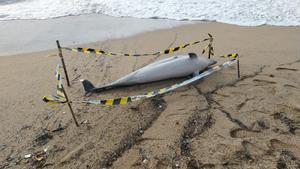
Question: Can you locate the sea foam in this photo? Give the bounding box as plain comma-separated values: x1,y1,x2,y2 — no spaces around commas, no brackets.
0,0,299,26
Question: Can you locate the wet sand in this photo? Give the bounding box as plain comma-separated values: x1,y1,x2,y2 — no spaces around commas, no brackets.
0,22,300,169
0,14,184,56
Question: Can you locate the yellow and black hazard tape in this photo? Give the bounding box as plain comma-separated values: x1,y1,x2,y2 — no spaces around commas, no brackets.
63,41,202,56
43,64,66,104
220,53,239,59
80,56,237,106
43,95,66,104
55,65,65,98
62,34,213,57
84,97,133,106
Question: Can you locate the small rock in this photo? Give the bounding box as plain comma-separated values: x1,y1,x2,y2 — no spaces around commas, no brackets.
24,154,32,158
142,159,148,164
43,146,50,152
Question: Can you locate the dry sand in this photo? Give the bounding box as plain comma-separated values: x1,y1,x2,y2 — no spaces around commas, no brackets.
0,22,300,169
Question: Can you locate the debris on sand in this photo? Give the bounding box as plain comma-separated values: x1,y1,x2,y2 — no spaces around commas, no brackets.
52,123,65,133
24,146,50,168
151,97,167,112
277,150,300,169
34,129,53,146
272,112,299,134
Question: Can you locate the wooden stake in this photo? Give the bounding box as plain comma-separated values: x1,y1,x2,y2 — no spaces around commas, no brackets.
208,34,213,59
237,55,241,78
208,44,211,59
62,86,79,127
56,40,71,87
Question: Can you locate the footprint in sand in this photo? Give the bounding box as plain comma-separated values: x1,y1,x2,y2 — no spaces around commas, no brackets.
230,128,261,138
242,140,267,156
269,139,299,151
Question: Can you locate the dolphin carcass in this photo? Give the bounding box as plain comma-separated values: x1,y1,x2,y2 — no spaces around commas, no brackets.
82,53,216,93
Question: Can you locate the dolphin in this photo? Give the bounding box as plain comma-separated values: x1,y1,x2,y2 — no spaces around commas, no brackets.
82,53,216,93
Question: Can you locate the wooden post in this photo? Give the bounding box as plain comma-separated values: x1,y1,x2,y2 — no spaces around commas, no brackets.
208,44,211,59
208,34,213,59
62,86,79,127
237,55,241,78
56,40,71,87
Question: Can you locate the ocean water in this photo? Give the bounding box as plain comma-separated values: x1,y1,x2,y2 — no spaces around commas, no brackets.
0,0,299,26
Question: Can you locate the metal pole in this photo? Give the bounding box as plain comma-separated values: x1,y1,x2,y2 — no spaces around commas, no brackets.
56,40,71,87
62,86,79,127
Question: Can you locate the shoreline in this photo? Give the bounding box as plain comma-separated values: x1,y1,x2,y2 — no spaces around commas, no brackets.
1,14,299,57
0,14,188,56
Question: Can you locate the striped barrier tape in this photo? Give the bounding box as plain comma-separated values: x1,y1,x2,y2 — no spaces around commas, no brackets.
62,34,213,57
80,57,237,106
220,53,239,59
42,64,67,104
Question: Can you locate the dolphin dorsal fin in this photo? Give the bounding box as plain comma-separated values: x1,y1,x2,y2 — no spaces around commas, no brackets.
188,53,197,59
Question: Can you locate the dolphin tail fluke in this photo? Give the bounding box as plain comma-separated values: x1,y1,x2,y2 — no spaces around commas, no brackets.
81,79,113,94
81,79,96,93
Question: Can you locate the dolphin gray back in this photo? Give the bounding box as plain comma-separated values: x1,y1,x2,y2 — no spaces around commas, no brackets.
82,53,217,93
111,53,216,85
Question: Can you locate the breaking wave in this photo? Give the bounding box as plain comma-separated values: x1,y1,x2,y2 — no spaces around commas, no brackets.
0,0,299,26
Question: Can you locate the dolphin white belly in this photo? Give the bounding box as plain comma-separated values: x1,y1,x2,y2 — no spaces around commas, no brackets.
81,53,216,93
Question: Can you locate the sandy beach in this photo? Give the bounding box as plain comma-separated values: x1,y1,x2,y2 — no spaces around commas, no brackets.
0,21,300,169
